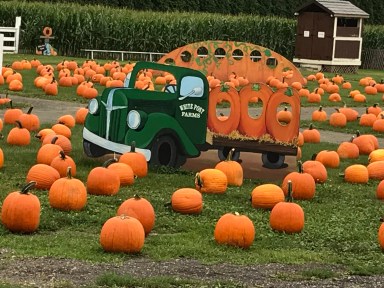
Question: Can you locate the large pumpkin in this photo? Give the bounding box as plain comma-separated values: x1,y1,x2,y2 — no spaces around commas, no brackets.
86,159,120,196
270,180,305,233
251,184,285,209
195,168,227,194
1,181,40,233
100,215,145,253
214,212,255,249
170,188,203,214
48,167,87,211
26,164,61,190
118,141,148,178
214,148,243,186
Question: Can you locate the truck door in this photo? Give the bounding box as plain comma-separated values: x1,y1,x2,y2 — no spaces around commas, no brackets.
175,75,208,145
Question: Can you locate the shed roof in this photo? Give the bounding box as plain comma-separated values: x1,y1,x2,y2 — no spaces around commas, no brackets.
296,0,369,18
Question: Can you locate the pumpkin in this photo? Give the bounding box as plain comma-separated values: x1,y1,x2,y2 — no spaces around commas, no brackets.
195,168,227,194
107,160,135,186
369,149,384,163
50,150,77,177
75,107,89,124
297,132,304,147
373,115,384,132
337,137,360,159
214,212,255,249
3,101,23,124
352,131,378,155
302,123,320,143
48,167,87,211
87,158,120,196
379,219,384,250
51,123,71,139
26,164,61,190
281,161,316,200
315,150,340,168
238,83,272,137
117,194,155,236
18,107,40,132
35,128,56,142
376,180,384,200
329,108,347,128
42,134,72,155
343,164,369,184
367,161,384,180
311,106,327,122
0,148,3,169
368,103,382,116
100,215,145,253
328,93,341,102
8,79,23,91
359,108,377,127
57,114,76,128
276,106,292,124
339,103,359,122
214,148,243,186
302,155,328,184
118,141,148,178
170,188,203,215
1,181,40,233
36,136,63,165
6,120,31,146
270,180,305,233
251,183,285,209
208,85,240,135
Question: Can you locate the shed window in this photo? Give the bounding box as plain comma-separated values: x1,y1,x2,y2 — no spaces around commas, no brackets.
337,18,358,27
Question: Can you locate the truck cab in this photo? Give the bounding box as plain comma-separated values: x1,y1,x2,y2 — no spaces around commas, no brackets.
83,61,210,167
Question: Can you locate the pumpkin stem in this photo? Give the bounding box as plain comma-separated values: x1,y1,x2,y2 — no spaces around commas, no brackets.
59,150,66,160
297,160,303,173
309,123,314,130
234,211,240,216
195,173,203,188
66,166,73,179
102,158,117,168
286,180,293,202
130,141,136,153
227,148,235,161
355,130,361,137
318,105,323,112
133,194,141,200
15,120,23,129
21,181,37,194
311,153,317,160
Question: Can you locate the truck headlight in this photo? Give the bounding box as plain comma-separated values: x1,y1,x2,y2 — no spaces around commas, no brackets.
88,99,99,115
127,110,147,130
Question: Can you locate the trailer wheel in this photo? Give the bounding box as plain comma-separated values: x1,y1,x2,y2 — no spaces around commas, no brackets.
83,140,109,158
261,152,286,169
150,135,182,168
218,147,240,161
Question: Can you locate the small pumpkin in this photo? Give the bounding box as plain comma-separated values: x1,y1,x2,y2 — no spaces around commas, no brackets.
57,114,76,128
281,161,316,200
118,141,148,178
1,181,40,233
315,150,340,168
329,108,347,128
36,136,63,165
302,155,328,183
100,215,145,253
359,108,377,127
214,212,255,249
116,194,155,236
337,137,360,159
214,148,243,186
170,188,203,214
311,106,327,122
86,158,120,196
50,150,77,177
195,168,227,194
18,107,40,132
270,180,305,234
48,167,87,211
251,184,285,209
342,164,369,184
6,120,31,146
367,161,384,180
378,218,384,250
107,159,135,186
302,123,320,143
26,164,61,190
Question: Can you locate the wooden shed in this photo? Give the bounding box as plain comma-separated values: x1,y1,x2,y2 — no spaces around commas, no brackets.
293,0,369,73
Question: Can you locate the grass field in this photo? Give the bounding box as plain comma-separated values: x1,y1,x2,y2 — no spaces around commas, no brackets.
1,53,384,286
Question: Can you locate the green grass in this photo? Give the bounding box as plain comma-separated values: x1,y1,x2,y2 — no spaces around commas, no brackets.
2,54,384,286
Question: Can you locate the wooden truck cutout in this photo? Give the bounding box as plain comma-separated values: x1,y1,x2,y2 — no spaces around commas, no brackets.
83,59,302,169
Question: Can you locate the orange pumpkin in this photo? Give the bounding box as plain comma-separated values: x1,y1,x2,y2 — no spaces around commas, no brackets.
170,188,203,215
195,168,227,194
214,148,243,186
118,141,148,178
251,184,285,209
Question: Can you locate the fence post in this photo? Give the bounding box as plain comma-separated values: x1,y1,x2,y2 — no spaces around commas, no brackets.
0,34,3,72
14,16,21,53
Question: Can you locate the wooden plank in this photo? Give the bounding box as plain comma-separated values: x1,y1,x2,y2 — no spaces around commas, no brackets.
0,34,3,72
0,27,17,33
209,135,297,156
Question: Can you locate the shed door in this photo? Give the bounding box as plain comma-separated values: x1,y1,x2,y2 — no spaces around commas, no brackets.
295,12,334,60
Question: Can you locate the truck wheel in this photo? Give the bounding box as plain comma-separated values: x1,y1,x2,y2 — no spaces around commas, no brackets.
218,147,240,161
83,140,109,158
150,135,181,168
261,152,286,169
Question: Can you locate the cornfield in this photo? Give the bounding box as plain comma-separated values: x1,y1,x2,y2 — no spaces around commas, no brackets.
0,1,383,59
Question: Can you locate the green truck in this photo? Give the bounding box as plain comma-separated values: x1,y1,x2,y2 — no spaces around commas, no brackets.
83,61,297,169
